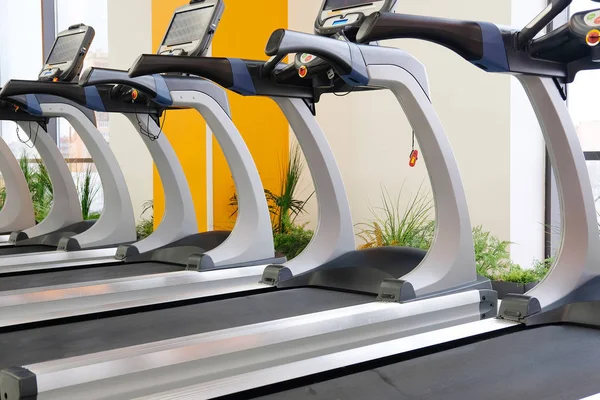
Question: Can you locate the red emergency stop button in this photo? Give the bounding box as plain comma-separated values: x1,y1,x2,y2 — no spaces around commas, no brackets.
298,65,308,78
587,29,600,46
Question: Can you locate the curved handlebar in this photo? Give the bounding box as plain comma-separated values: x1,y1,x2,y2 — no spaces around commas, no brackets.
79,66,159,98
264,29,354,76
0,80,86,105
356,12,484,62
517,0,572,49
128,54,235,89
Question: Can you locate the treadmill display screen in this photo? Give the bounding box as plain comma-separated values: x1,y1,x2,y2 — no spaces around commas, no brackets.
163,6,214,47
324,0,373,11
46,31,85,65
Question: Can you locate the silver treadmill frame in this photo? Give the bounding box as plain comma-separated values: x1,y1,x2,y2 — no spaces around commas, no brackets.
7,43,495,399
112,71,600,400
0,80,356,326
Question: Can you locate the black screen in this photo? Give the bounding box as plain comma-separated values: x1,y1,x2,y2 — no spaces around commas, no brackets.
324,0,373,11
163,5,214,47
46,32,85,64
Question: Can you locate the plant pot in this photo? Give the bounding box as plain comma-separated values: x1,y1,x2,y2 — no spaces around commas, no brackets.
525,282,539,292
492,280,540,299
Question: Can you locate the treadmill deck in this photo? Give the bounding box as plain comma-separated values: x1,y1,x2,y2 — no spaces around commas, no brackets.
0,261,182,291
0,288,372,368
257,324,600,400
0,245,54,257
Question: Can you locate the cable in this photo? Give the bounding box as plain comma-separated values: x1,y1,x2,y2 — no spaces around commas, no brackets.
553,77,567,101
333,86,355,96
15,121,39,149
135,107,167,141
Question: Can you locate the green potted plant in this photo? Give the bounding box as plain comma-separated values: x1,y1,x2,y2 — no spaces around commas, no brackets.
471,226,553,298
229,143,315,260
136,200,154,240
487,258,552,298
356,183,434,251
355,184,553,298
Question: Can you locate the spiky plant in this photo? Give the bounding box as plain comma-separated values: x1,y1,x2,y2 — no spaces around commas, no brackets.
356,182,435,250
229,143,314,235
77,165,101,220
136,200,154,239
14,153,54,222
269,143,314,234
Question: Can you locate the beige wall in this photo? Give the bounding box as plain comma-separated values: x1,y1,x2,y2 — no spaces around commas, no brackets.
103,0,549,266
510,0,547,267
290,0,547,267
107,0,153,222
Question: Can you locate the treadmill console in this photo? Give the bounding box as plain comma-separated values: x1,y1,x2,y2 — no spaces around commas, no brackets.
108,0,224,105
38,24,95,82
289,0,397,82
529,8,600,63
157,0,224,57
315,0,397,38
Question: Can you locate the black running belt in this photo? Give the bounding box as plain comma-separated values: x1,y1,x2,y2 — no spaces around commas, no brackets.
257,325,600,400
0,288,372,368
0,262,183,291
0,245,54,256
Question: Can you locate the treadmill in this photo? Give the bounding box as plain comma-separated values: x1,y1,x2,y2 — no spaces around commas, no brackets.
0,23,137,259
106,1,600,399
0,0,286,325
0,2,497,399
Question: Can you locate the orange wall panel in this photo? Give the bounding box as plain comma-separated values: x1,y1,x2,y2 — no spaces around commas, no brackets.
151,0,289,232
151,0,208,231
211,0,289,230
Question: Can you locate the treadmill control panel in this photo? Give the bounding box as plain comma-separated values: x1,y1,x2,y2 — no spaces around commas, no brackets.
315,0,398,38
157,0,224,58
39,23,94,82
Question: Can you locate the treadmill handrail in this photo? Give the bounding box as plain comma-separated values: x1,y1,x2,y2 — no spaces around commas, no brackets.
129,55,315,100
0,80,87,106
129,54,235,88
78,67,172,106
0,80,107,116
265,29,353,75
264,29,368,86
356,12,485,62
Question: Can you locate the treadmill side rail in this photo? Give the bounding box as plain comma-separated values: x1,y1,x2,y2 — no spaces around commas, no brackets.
12,290,492,399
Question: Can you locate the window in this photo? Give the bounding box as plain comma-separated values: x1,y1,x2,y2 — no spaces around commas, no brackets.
55,0,110,158
0,0,43,159
54,0,109,215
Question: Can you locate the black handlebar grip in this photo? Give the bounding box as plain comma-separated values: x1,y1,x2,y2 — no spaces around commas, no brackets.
0,80,87,104
128,54,235,88
357,12,485,62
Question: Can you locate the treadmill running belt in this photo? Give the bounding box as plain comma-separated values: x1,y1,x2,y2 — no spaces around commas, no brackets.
0,288,372,368
0,262,183,291
258,325,600,400
0,245,54,256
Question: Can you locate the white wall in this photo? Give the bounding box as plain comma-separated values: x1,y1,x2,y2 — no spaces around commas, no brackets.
290,0,547,266
107,0,153,221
